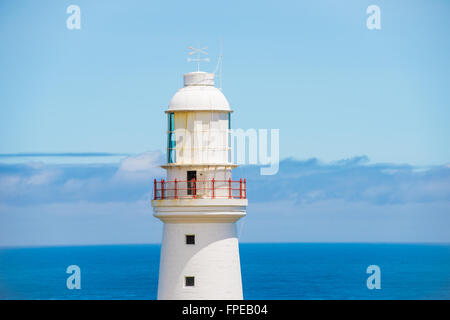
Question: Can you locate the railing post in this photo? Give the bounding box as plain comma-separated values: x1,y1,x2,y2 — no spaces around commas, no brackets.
212,178,215,199
240,178,243,199
174,178,177,199
161,179,165,200
244,178,247,199
154,179,157,200
193,178,196,199
228,178,232,199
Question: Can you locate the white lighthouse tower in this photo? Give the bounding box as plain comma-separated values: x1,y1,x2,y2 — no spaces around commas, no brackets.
151,59,248,300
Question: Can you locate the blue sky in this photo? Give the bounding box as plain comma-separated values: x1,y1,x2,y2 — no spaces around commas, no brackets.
0,0,449,246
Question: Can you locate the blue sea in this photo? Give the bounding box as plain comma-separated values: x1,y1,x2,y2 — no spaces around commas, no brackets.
0,243,449,300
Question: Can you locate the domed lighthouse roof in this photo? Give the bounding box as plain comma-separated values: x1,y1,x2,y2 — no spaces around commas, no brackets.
167,71,231,112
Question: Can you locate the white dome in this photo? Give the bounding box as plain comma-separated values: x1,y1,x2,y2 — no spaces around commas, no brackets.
168,72,231,112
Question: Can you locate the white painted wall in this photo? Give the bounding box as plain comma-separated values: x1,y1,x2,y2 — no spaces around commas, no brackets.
157,222,243,300
173,111,230,165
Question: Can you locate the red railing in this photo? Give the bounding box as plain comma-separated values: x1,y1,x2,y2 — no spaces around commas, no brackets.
153,178,247,200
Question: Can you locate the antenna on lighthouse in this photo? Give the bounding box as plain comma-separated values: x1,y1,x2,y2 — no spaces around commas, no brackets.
213,39,223,90
187,45,210,72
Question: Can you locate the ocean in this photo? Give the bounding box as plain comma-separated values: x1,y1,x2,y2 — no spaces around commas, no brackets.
0,243,449,300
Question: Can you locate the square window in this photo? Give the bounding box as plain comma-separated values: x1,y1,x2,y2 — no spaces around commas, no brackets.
185,276,195,287
186,235,195,245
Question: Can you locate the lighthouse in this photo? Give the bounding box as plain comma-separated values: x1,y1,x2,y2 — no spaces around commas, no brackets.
151,65,248,300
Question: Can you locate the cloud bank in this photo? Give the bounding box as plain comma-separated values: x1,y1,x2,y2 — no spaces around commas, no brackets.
235,156,450,205
0,151,164,205
1,154,449,206
0,153,449,246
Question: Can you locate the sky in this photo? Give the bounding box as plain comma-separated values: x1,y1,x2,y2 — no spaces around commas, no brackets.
0,0,449,246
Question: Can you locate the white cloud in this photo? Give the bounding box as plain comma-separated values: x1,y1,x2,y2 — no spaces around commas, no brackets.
26,170,59,185
118,151,163,172
114,151,164,183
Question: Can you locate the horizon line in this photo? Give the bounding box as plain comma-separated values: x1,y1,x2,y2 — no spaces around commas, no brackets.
1,241,449,250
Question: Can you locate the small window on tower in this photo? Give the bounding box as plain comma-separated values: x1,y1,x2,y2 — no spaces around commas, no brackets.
185,276,195,287
185,234,195,245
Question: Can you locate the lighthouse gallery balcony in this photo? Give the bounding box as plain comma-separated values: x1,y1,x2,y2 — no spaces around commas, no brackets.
152,177,247,222
153,178,246,200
